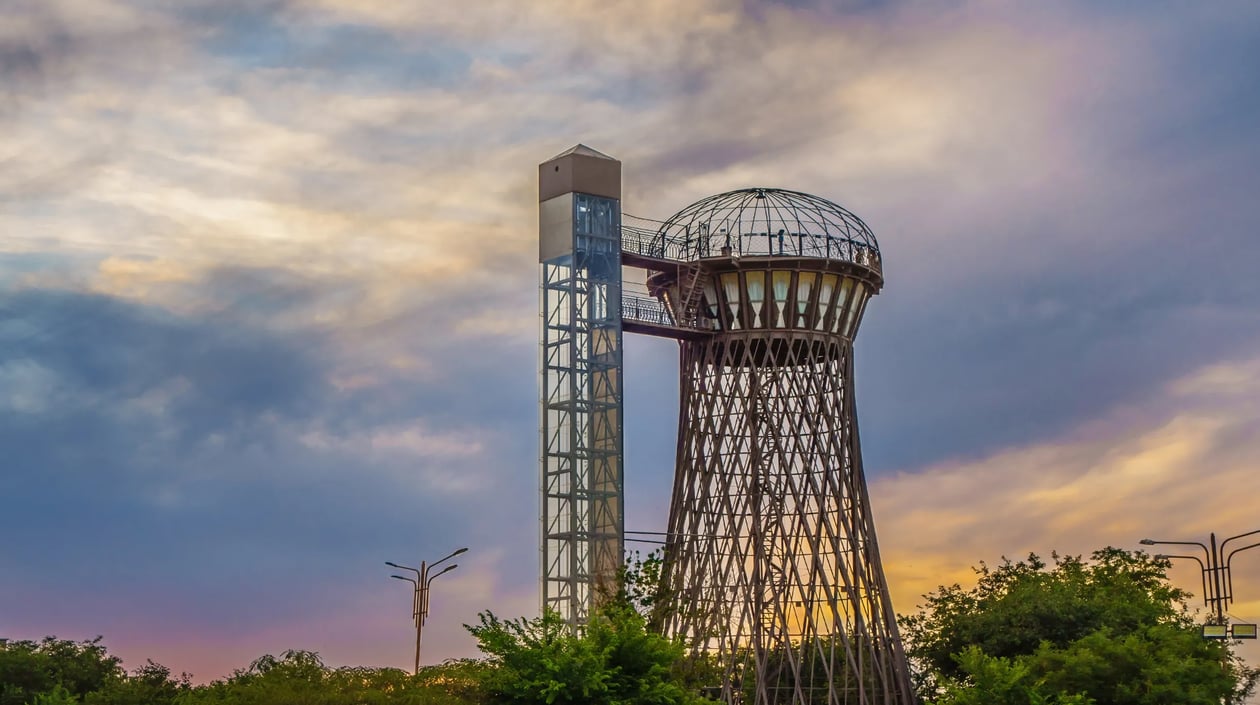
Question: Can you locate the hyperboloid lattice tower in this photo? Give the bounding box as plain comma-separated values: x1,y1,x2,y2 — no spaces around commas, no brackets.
641,189,915,705
538,146,914,705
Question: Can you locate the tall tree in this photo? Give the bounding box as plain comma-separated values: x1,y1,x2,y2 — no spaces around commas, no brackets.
900,548,1258,705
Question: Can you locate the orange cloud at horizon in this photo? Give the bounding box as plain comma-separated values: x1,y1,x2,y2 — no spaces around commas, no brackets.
871,354,1260,669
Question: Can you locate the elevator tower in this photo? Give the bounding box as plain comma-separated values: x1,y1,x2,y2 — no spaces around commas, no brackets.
538,145,624,626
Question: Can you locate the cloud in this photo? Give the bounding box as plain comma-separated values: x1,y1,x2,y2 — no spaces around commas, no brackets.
872,353,1260,623
869,352,1260,671
0,273,541,675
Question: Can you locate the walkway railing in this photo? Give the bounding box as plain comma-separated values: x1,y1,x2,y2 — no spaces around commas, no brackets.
619,223,698,262
621,293,675,328
619,218,882,276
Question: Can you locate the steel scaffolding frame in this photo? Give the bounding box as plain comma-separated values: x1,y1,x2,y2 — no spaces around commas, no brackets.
540,192,624,626
624,187,916,705
660,335,914,705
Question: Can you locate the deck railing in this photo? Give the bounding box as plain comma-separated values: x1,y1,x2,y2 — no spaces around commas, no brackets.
621,293,675,328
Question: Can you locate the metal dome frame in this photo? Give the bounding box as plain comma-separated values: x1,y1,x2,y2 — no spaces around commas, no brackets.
649,187,881,266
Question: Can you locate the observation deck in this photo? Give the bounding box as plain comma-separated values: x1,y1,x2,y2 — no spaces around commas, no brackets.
618,212,884,342
619,223,712,340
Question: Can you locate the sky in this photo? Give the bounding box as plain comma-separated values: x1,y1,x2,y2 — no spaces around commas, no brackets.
2,0,1259,687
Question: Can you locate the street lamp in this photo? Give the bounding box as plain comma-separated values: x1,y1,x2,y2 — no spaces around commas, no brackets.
386,547,468,674
1142,530,1259,624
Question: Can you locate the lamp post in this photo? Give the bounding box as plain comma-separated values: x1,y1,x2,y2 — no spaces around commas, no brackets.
1141,530,1259,624
1145,531,1260,705
387,546,467,674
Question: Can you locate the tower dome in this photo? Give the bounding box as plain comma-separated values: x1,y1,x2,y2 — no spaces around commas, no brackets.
651,187,882,274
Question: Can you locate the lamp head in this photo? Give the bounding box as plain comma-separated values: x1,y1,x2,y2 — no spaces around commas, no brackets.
1139,539,1156,546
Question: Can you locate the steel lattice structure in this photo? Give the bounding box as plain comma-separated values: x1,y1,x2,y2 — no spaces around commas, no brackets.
645,189,915,705
538,147,913,704
538,146,625,626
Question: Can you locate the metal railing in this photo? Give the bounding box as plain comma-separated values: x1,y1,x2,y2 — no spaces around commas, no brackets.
619,224,696,262
619,222,881,275
621,293,675,328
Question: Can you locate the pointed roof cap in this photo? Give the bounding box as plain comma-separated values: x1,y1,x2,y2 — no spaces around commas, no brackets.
548,143,616,161
539,144,621,202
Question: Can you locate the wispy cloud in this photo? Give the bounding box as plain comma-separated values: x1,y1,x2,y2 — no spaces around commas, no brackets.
875,353,1260,626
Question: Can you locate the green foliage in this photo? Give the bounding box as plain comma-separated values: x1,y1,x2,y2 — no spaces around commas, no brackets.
0,637,123,705
901,548,1259,705
467,602,717,705
179,649,485,705
0,638,483,705
466,589,720,705
85,660,190,705
620,550,671,629
28,685,77,705
934,647,1092,705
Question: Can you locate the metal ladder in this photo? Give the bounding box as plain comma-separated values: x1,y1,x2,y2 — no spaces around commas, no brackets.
676,261,711,329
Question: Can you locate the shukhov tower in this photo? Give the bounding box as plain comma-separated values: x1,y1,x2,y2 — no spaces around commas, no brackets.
645,190,915,705
538,146,914,705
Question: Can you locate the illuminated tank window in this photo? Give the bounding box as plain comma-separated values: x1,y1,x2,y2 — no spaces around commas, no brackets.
816,274,837,331
850,289,871,338
796,272,815,328
833,279,854,334
772,271,791,328
843,282,866,336
721,272,741,330
702,280,719,324
745,272,765,328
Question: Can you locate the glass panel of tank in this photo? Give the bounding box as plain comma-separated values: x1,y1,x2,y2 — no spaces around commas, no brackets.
772,271,791,328
702,279,720,329
816,274,837,331
833,278,854,334
848,288,870,337
796,272,815,328
721,272,741,331
745,271,765,328
842,282,865,336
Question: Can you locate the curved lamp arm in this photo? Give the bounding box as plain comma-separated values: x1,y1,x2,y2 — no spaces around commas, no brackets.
1224,540,1260,608
1155,554,1209,607
426,563,459,588
421,564,459,622
431,547,468,570
391,574,420,621
386,561,422,579
1220,529,1260,556
1142,539,1211,564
